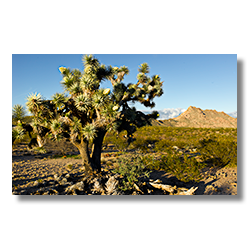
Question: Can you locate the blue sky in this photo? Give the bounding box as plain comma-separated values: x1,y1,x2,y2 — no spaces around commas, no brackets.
12,54,237,114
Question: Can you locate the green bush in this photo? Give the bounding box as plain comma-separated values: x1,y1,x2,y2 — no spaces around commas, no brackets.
103,132,128,151
130,137,157,152
198,137,237,167
160,153,204,182
141,154,162,171
143,149,204,183
154,139,173,152
112,155,151,192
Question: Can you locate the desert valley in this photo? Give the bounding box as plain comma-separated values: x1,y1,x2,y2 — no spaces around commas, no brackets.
12,106,237,195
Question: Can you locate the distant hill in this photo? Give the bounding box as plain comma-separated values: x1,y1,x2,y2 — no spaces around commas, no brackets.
151,106,237,128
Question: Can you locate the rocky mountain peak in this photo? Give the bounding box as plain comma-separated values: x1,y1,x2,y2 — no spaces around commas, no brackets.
152,106,237,128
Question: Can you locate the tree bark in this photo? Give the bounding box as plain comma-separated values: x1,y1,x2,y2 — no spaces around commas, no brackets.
91,128,107,172
74,139,93,174
37,135,46,147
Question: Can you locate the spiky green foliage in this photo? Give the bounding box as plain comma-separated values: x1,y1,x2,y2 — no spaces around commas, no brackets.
51,93,68,109
74,94,92,112
82,124,96,140
138,63,150,74
26,55,163,172
68,82,82,96
12,104,26,122
26,93,43,114
12,127,25,143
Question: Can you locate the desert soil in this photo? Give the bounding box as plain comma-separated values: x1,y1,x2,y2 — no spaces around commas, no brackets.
12,142,237,195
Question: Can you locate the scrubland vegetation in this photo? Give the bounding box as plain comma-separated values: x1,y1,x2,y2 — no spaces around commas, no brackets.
102,126,237,186
12,124,237,194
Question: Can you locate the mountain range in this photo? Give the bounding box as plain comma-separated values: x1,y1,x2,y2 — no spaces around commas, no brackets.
144,106,237,128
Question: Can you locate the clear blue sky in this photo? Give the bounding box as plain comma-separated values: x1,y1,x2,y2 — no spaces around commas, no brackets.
12,54,237,114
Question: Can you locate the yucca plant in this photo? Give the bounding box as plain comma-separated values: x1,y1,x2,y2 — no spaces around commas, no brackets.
26,55,163,174
12,127,25,144
12,104,26,122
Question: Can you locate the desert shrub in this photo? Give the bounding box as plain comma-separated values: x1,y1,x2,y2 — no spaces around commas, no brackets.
144,150,204,183
130,137,157,152
114,136,128,151
174,140,187,149
139,127,235,149
103,132,128,151
154,139,174,152
140,154,162,171
167,154,203,182
198,137,237,167
129,136,146,151
155,138,194,152
112,155,151,192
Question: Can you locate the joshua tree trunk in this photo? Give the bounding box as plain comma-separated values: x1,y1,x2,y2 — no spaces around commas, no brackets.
91,128,107,172
73,138,93,174
37,135,46,147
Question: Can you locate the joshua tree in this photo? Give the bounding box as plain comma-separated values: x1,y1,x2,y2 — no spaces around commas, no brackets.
12,120,36,146
26,55,163,174
12,104,33,145
12,125,25,144
12,104,26,123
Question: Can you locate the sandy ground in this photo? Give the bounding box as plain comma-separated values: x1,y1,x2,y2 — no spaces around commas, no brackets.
12,142,237,195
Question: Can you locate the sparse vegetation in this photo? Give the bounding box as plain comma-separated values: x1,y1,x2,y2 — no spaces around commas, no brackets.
104,126,237,161
12,120,237,192
12,125,237,195
102,126,237,184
